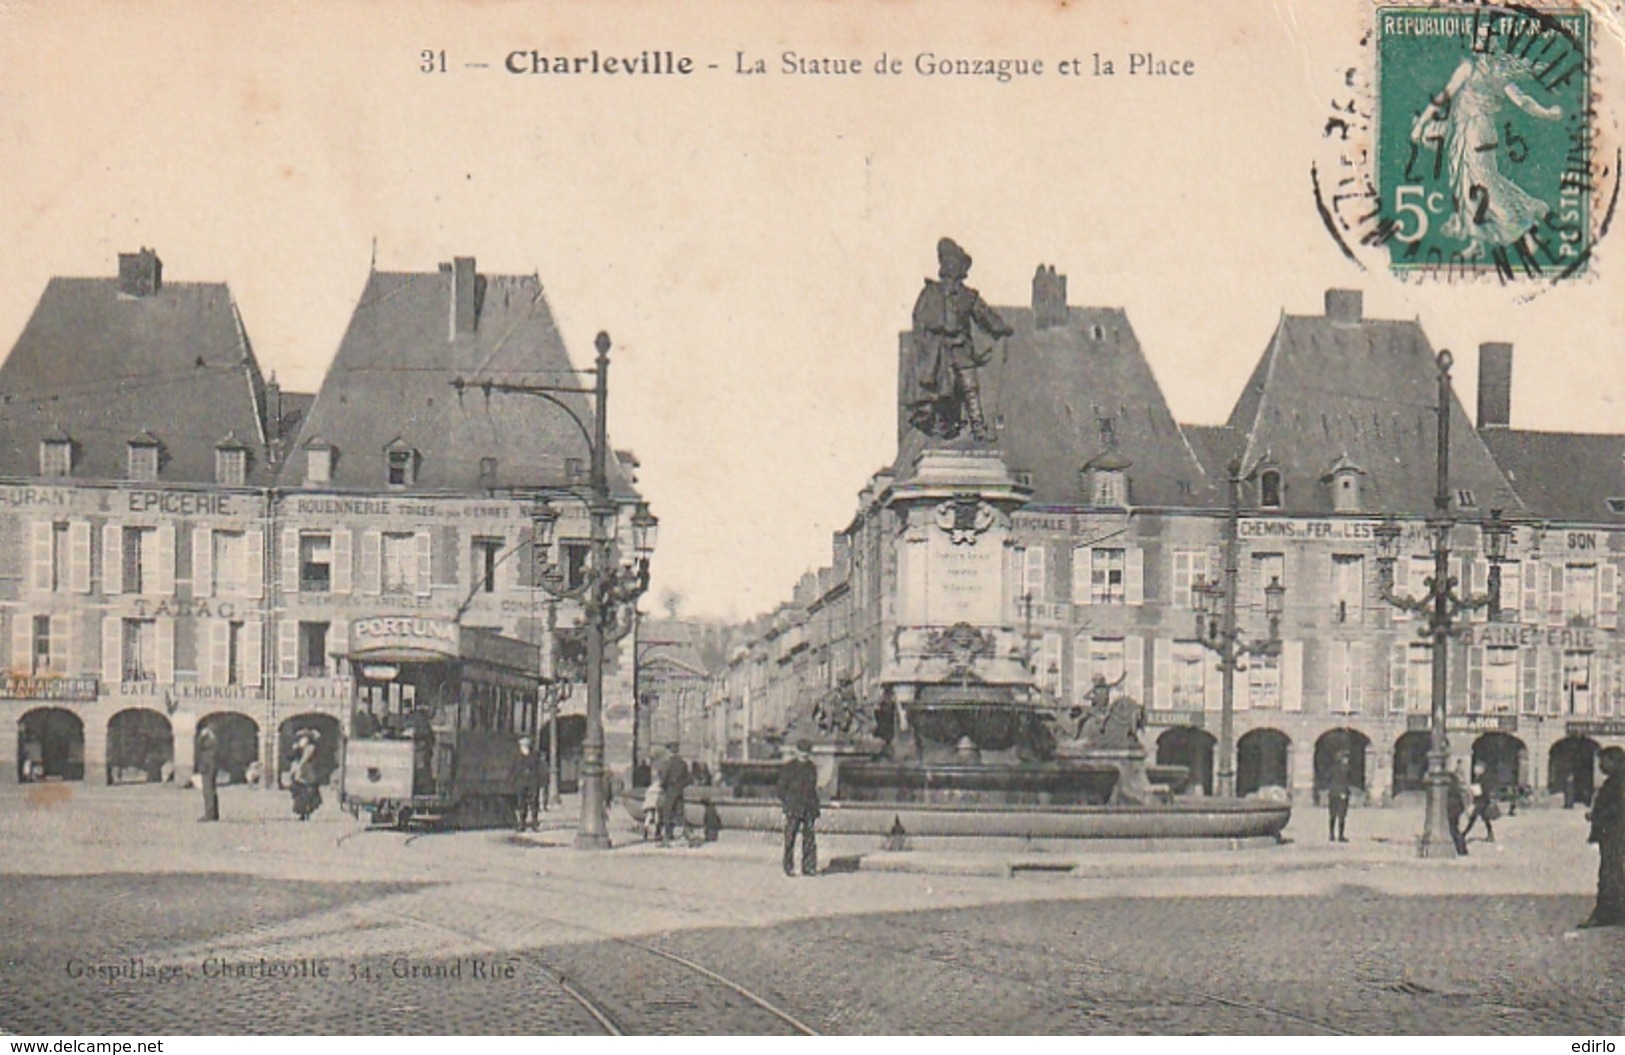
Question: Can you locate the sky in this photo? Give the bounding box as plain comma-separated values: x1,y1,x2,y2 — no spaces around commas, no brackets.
0,0,1620,621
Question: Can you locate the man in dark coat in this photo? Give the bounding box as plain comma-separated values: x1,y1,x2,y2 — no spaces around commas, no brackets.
1325,749,1351,842
657,741,691,846
1580,745,1625,928
195,724,220,823
1462,760,1498,843
777,739,821,877
1447,761,1471,856
510,735,543,832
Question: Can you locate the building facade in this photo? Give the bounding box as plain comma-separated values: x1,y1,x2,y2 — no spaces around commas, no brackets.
1,252,648,790
720,271,1625,806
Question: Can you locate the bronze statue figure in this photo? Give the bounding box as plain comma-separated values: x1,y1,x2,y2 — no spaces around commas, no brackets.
909,238,1013,441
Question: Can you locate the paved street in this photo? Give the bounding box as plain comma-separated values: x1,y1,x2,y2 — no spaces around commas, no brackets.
1,783,1621,1034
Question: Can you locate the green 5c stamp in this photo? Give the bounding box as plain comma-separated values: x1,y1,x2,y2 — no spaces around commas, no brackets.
1375,5,1591,278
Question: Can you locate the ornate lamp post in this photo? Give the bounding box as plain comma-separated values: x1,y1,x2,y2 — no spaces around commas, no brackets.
1192,567,1284,798
458,331,657,849
1371,349,1509,859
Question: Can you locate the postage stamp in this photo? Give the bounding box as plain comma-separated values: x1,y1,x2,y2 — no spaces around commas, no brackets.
1374,5,1592,277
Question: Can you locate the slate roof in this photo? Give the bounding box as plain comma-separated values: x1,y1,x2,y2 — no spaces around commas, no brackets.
288,263,636,496
894,303,1217,508
1481,429,1625,523
0,268,274,485
1182,423,1246,481
1222,303,1524,517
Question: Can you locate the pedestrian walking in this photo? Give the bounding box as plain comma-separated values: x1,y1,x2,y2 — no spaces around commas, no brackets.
1446,761,1470,856
642,776,664,841
1579,745,1625,929
195,724,220,823
510,735,543,832
657,741,691,846
1462,760,1499,843
778,738,820,877
1326,749,1351,842
289,729,323,821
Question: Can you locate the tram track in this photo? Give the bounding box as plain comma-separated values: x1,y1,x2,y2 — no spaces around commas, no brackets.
344,824,1346,1034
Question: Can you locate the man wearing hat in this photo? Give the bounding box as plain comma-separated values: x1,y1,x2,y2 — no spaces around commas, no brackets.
908,237,1013,441
656,740,691,846
777,739,821,877
195,723,220,823
511,734,544,832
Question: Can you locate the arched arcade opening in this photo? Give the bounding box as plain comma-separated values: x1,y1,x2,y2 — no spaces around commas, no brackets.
198,712,260,786
107,708,172,784
18,707,84,782
277,714,342,786
1236,728,1291,796
1393,731,1430,795
1314,728,1370,802
1156,726,1215,795
1549,735,1599,806
1471,732,1525,795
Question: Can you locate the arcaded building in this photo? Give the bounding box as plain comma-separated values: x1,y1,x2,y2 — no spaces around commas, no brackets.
722,269,1624,806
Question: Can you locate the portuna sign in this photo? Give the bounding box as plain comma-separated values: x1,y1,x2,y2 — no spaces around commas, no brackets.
352,617,458,646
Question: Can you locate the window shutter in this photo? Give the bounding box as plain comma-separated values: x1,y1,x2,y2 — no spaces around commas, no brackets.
1500,562,1522,621
1525,560,1542,622
1125,636,1145,703
1595,652,1612,718
1172,550,1189,606
1467,645,1483,713
1390,641,1407,713
243,619,263,688
1072,635,1092,704
1600,564,1617,630
1542,649,1559,715
1521,646,1539,713
1392,557,1410,621
193,527,214,598
103,525,123,595
1471,559,1489,622
102,616,122,684
1350,641,1367,713
1072,546,1090,605
329,619,349,676
282,528,299,594
278,620,299,679
1548,564,1565,624
1202,653,1222,712
1125,547,1144,606
156,525,176,596
244,530,264,599
333,530,353,595
208,619,229,686
29,521,52,593
69,521,91,594
12,615,32,673
361,531,382,595
1328,642,1347,714
1024,545,1046,602
1153,637,1171,709
156,617,174,684
1282,639,1304,712
415,531,433,598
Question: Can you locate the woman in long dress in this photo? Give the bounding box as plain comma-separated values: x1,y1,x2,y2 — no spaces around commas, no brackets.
1410,52,1563,259
289,729,323,821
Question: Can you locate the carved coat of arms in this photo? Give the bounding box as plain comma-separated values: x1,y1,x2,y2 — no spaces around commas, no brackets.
935,494,995,545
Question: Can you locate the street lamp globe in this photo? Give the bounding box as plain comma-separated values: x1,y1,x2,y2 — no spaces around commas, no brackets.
530,495,560,547
632,501,660,558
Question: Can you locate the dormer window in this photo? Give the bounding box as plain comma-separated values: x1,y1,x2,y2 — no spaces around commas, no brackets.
479,457,498,485
385,439,418,488
1322,455,1367,514
306,445,332,485
39,434,72,478
127,433,160,482
1259,468,1283,509
1081,451,1132,508
215,432,249,487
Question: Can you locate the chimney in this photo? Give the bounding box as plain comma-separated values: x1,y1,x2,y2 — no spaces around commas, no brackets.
449,256,478,338
1032,265,1068,330
117,248,162,297
1324,289,1362,323
264,373,283,442
1477,342,1513,429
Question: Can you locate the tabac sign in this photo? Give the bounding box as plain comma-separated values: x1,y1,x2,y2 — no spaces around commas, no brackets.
350,616,459,659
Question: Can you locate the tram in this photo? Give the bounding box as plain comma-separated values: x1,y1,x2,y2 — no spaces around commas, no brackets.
340,616,541,829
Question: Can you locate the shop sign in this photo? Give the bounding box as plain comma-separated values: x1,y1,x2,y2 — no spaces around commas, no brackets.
1238,518,1429,544
351,616,459,656
1460,625,1596,650
1566,719,1625,737
1405,714,1518,733
1146,710,1205,728
0,675,99,701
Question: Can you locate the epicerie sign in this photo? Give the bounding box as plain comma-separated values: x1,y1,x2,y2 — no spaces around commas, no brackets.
351,617,459,655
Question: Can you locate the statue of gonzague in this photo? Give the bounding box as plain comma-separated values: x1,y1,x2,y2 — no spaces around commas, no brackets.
908,238,1013,442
